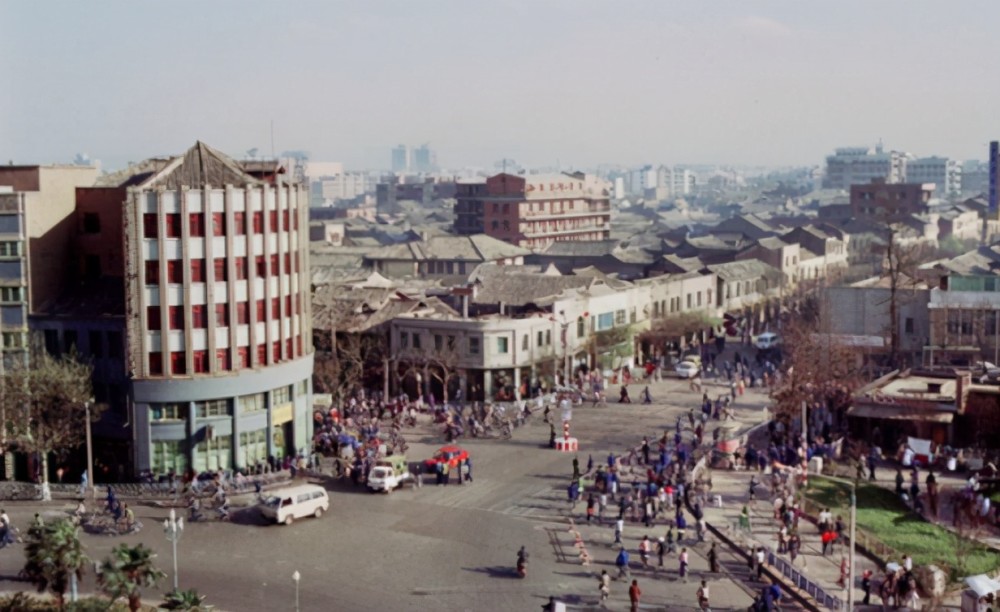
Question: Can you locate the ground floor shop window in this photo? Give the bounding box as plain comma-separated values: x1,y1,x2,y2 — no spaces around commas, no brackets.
272,425,286,460
239,429,267,468
151,440,186,476
193,434,232,473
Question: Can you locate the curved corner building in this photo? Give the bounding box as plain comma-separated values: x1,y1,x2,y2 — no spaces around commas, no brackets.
122,142,313,475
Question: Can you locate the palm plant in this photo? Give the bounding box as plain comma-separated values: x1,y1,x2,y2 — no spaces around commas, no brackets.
97,543,166,612
161,588,213,611
21,518,89,610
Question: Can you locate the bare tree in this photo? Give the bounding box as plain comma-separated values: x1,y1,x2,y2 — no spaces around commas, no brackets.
880,223,933,368
0,351,97,500
312,330,387,403
397,334,464,403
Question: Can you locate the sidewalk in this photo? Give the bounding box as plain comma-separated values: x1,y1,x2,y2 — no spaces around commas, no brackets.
704,469,879,608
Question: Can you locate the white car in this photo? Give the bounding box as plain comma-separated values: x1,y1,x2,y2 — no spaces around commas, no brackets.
755,332,780,350
675,361,700,379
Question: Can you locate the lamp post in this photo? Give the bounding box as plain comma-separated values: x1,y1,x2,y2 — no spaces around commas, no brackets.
823,474,857,609
292,570,301,612
85,399,94,500
163,509,184,591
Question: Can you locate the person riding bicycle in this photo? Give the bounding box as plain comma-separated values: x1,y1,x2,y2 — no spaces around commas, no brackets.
188,496,204,521
216,493,230,520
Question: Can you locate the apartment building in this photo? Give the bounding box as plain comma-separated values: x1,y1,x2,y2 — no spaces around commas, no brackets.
824,145,909,190
850,178,935,219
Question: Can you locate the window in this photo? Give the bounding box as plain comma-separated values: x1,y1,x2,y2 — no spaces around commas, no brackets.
615,310,626,326
537,331,544,347
192,350,209,373
2,332,26,349
434,334,443,351
522,335,528,351
273,385,292,405
151,403,185,421
143,214,159,239
269,211,278,232
469,337,480,355
236,302,249,325
216,348,230,370
169,306,184,330
630,308,637,323
905,317,914,334
212,213,225,237
240,392,266,413
234,257,248,280
256,300,266,322
215,304,229,327
167,260,183,283
256,344,266,365
271,297,280,317
83,213,100,233
165,214,181,238
697,292,702,307
255,255,266,277
145,261,160,285
272,341,281,361
196,399,230,418
147,306,161,331
233,212,246,235
63,330,77,352
239,429,267,467
270,255,279,275
282,210,290,231
252,212,264,234
497,337,509,354
545,330,551,345
0,241,21,257
400,332,409,349
597,312,613,330
284,253,291,274
151,440,187,476
191,258,207,283
686,293,693,308
412,333,421,349
170,351,186,375
214,258,227,282
149,352,163,375
0,287,23,303
188,213,204,237
191,305,207,329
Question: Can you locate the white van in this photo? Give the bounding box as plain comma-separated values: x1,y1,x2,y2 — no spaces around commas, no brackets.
258,484,329,525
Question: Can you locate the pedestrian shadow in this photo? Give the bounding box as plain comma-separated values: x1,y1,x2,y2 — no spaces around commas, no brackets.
461,565,521,579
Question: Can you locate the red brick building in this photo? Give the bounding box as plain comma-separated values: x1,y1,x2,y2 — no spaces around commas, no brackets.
850,177,935,219
456,172,611,249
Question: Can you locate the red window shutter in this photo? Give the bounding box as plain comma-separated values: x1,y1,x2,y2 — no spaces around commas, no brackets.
192,350,208,373
149,352,163,375
188,213,204,237
191,305,206,329
190,259,206,283
256,344,267,365
237,302,249,325
169,306,185,330
237,347,249,369
167,260,183,283
216,348,230,371
284,253,291,274
143,214,159,239
235,257,247,280
170,351,187,375
145,261,160,285
272,341,281,362
269,211,278,232
233,212,246,236
165,214,181,238
252,212,264,233
214,258,227,282
256,300,266,322
255,255,266,277
271,298,280,317
270,255,279,275
215,304,229,327
212,212,225,237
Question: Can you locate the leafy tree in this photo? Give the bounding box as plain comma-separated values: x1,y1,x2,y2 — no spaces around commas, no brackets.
161,588,213,611
21,518,89,610
0,350,97,500
98,544,166,612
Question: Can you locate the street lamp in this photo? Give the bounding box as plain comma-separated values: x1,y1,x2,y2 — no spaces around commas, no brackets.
84,398,94,500
163,509,184,591
821,474,857,610
292,570,301,612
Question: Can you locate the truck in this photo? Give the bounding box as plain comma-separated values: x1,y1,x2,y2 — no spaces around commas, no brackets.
367,455,414,493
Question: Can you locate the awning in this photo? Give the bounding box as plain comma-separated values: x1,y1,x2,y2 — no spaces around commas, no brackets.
965,574,1000,597
847,404,954,423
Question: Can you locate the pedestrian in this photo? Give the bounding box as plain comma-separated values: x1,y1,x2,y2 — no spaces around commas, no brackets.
586,494,596,524
79,469,88,497
639,535,651,568
599,491,608,521
708,541,720,573
679,547,689,582
697,579,711,610
895,468,904,498
666,527,677,554
587,454,594,474
837,556,848,588
861,570,873,605
755,547,766,580
821,529,835,556
629,579,641,612
656,536,666,567
676,509,687,542
464,457,473,483
598,570,610,603
614,517,624,545
616,547,631,580
867,454,877,481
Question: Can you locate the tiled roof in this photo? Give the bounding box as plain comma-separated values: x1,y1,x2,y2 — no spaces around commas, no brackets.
97,142,260,189
707,259,783,282
469,266,596,306
364,234,529,263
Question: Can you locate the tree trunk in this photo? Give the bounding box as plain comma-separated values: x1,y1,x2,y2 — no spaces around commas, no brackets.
129,594,141,612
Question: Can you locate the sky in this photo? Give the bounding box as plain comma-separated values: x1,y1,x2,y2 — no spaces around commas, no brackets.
2,1,999,172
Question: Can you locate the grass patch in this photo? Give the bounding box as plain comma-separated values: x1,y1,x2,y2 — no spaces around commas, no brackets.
804,476,1000,578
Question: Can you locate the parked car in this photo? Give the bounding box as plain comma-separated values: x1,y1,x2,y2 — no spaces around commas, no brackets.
423,445,469,471
754,332,780,350
675,361,701,379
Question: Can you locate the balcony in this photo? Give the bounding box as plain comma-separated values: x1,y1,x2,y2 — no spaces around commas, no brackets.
521,223,611,239
519,208,611,221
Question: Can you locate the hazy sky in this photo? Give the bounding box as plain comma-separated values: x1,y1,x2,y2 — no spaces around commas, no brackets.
3,1,999,171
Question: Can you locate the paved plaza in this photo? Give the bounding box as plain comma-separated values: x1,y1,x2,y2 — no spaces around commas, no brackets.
0,373,803,611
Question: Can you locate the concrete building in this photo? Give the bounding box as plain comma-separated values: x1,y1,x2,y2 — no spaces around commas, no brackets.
850,178,934,219
310,172,375,207
655,165,696,199
0,188,29,373
906,156,961,200
363,234,528,279
412,144,437,173
454,179,488,235
823,145,909,190
41,142,316,477
459,172,612,249
391,145,409,173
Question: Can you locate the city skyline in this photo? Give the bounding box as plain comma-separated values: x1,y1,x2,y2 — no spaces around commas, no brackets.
3,1,999,171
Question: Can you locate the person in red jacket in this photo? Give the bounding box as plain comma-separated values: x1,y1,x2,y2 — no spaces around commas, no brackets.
629,579,641,612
